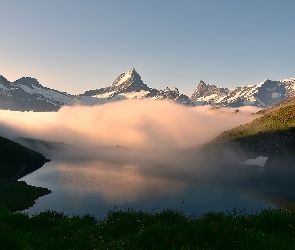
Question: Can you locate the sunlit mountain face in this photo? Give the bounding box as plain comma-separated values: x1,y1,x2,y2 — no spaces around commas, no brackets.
1,69,294,111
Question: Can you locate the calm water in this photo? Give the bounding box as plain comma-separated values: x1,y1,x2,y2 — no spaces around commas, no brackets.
20,158,275,220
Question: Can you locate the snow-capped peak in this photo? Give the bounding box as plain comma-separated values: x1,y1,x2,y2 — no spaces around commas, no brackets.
256,79,270,88
191,77,295,108
112,68,139,86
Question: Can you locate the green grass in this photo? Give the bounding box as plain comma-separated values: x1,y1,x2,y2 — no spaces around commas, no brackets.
0,207,295,249
215,104,295,142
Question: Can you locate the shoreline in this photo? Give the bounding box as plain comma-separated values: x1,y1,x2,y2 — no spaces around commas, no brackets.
0,159,51,189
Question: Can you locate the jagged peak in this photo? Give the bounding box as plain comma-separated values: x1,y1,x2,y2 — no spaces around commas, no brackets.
112,68,140,86
256,78,281,88
160,87,180,95
127,68,136,74
0,75,8,81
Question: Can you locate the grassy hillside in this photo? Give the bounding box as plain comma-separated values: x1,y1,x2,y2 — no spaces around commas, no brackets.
216,104,295,141
212,104,295,154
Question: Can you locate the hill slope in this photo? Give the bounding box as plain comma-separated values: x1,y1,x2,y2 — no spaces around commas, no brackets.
0,135,50,211
214,104,295,154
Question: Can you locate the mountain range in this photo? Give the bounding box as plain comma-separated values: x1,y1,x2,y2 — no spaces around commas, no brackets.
0,68,294,111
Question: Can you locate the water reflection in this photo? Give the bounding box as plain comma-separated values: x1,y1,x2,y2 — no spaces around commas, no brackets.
20,159,274,220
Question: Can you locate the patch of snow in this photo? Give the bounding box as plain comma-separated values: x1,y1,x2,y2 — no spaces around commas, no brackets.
171,87,179,94
16,84,75,106
197,94,218,102
0,84,8,90
256,79,268,88
191,100,205,106
118,90,149,99
243,99,255,106
115,69,134,85
240,156,268,167
272,92,281,98
78,96,108,105
93,91,115,99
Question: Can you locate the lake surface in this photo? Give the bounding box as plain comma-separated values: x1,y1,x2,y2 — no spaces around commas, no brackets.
20,158,275,220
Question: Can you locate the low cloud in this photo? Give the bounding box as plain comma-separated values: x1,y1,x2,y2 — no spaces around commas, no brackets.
0,100,262,182
5,100,293,209
0,99,260,152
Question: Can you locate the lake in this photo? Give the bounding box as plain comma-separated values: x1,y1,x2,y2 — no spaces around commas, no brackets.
20,157,275,220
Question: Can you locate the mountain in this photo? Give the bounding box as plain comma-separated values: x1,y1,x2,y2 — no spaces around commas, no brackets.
152,87,195,106
1,69,295,111
0,68,195,111
257,95,295,115
191,78,295,108
194,95,295,171
80,68,195,106
0,75,77,111
81,68,158,101
83,68,154,98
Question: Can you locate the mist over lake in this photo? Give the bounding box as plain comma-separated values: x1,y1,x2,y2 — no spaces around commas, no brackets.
1,100,294,219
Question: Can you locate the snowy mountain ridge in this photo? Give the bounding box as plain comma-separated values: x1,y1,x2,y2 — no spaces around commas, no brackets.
0,69,294,111
191,78,295,108
80,68,193,106
0,75,77,111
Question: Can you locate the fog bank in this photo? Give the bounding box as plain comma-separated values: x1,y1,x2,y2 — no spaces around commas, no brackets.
0,99,260,152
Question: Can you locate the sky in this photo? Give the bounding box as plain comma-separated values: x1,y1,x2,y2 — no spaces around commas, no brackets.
0,0,294,95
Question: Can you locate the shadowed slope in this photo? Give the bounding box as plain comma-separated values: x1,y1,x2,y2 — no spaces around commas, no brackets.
0,135,50,211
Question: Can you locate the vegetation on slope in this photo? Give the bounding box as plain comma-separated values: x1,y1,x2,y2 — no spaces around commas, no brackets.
0,135,50,210
216,104,295,141
212,104,295,154
0,135,46,184
0,181,50,211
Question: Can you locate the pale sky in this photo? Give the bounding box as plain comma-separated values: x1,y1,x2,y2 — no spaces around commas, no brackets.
0,0,294,95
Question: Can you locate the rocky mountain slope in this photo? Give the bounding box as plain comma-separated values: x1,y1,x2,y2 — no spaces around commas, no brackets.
0,68,194,111
0,76,77,111
81,68,194,106
191,78,295,108
1,69,294,111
